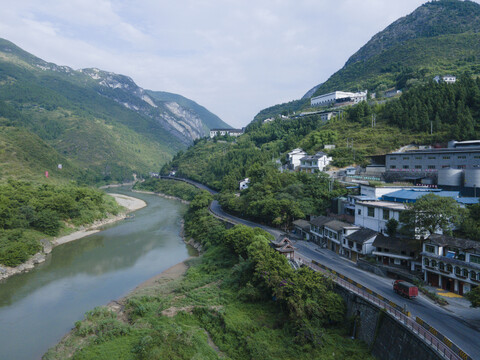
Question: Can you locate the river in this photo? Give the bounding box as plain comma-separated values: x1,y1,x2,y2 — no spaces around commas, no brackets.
0,189,191,360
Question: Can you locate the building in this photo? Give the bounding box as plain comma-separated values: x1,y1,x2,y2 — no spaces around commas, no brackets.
354,200,406,234
311,91,367,107
299,152,332,173
287,148,307,170
343,228,378,262
422,234,480,295
385,141,480,189
292,219,311,240
434,75,456,84
209,128,244,138
323,220,360,254
309,216,335,245
272,237,296,259
372,234,422,271
239,178,250,191
384,89,402,98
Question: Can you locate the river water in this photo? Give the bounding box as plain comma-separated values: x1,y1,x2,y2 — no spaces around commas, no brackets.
0,189,191,360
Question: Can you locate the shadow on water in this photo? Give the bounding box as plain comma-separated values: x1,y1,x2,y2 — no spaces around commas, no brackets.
0,188,189,360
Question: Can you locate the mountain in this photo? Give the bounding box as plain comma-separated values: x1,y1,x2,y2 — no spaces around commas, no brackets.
0,38,228,182
255,0,480,122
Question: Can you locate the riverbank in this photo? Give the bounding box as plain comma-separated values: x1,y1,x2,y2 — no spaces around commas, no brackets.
0,193,146,282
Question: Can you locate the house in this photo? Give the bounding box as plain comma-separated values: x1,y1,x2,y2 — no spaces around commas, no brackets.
422,234,480,295
287,148,307,170
209,128,244,138
272,238,296,259
343,228,378,262
323,220,359,254
292,219,311,240
309,216,335,245
239,178,250,190
372,233,422,271
299,152,332,173
354,200,407,233
434,75,456,84
345,167,356,176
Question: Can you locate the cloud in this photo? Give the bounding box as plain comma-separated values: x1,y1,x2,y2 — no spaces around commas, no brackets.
0,0,475,127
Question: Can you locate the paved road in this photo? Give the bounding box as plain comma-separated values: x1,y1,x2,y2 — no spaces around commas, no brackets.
164,176,480,359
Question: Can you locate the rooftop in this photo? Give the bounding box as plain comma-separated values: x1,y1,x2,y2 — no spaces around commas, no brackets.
356,200,407,210
324,219,358,232
346,228,378,244
426,234,480,252
310,215,335,227
381,189,460,202
373,234,421,253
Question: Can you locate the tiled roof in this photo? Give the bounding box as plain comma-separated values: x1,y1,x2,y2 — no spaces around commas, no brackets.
426,234,480,251
293,219,310,231
346,228,378,244
373,233,421,253
324,220,358,232
309,215,334,227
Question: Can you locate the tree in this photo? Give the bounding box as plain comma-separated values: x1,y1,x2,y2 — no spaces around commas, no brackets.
400,194,464,237
465,286,480,308
385,218,399,237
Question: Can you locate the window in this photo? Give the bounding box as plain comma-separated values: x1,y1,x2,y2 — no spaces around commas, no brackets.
431,260,437,267
415,156,422,160
470,271,477,281
474,155,480,159
368,207,375,217
458,165,466,169
439,262,445,271
443,156,450,160
425,245,435,253
428,156,436,160
415,165,422,169
383,209,390,220
446,264,453,272
455,267,461,276
403,157,410,160
442,165,450,168
428,165,436,169
458,155,466,159
471,254,480,264
403,165,409,169
390,165,396,169
357,209,361,215
390,157,397,160
424,258,430,266
462,269,468,278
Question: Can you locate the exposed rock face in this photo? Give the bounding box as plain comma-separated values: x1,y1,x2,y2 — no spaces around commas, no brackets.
80,68,208,144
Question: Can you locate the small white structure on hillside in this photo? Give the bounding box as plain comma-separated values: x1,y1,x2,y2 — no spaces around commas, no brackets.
287,148,307,170
239,178,250,190
209,128,244,138
434,75,456,84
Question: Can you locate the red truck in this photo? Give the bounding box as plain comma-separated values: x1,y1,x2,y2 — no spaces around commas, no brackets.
393,280,419,299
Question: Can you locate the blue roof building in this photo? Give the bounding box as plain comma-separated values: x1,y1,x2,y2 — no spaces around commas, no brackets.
380,188,478,205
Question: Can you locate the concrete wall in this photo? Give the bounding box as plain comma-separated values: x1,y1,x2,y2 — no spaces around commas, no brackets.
335,286,441,360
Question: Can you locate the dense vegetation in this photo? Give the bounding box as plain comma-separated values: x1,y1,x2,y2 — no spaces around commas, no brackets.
135,178,202,202
0,181,121,267
45,191,372,360
255,0,480,123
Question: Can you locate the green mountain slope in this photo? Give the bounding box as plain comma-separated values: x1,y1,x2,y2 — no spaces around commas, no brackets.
255,0,480,122
0,38,227,182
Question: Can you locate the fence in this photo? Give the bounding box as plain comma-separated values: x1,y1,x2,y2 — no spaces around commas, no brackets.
296,254,472,360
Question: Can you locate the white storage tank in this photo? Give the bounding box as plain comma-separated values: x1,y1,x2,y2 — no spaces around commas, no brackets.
438,169,463,187
464,169,480,188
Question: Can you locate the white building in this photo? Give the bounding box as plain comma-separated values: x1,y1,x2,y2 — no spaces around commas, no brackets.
311,91,368,107
422,234,480,295
354,200,407,233
209,128,244,138
323,220,359,254
239,178,250,190
343,228,378,262
299,152,332,173
287,148,307,170
434,75,456,84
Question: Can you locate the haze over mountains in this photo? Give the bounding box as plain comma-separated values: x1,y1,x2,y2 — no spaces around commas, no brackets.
0,38,229,182
255,0,480,122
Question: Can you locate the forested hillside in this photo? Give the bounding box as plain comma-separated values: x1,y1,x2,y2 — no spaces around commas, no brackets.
0,38,227,183
255,0,480,123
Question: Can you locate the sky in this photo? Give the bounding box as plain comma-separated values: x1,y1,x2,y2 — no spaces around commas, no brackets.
1,0,474,127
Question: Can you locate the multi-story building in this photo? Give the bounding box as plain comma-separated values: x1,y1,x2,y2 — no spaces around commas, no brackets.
309,215,335,245
311,91,367,107
323,220,359,254
434,75,456,84
422,234,480,295
287,148,307,170
299,152,331,173
372,234,422,271
354,200,406,233
343,228,378,262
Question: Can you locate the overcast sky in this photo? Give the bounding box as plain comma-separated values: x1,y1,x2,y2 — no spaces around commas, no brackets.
1,0,475,127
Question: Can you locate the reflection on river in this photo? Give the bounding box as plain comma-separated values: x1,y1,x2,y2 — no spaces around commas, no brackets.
0,189,191,360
